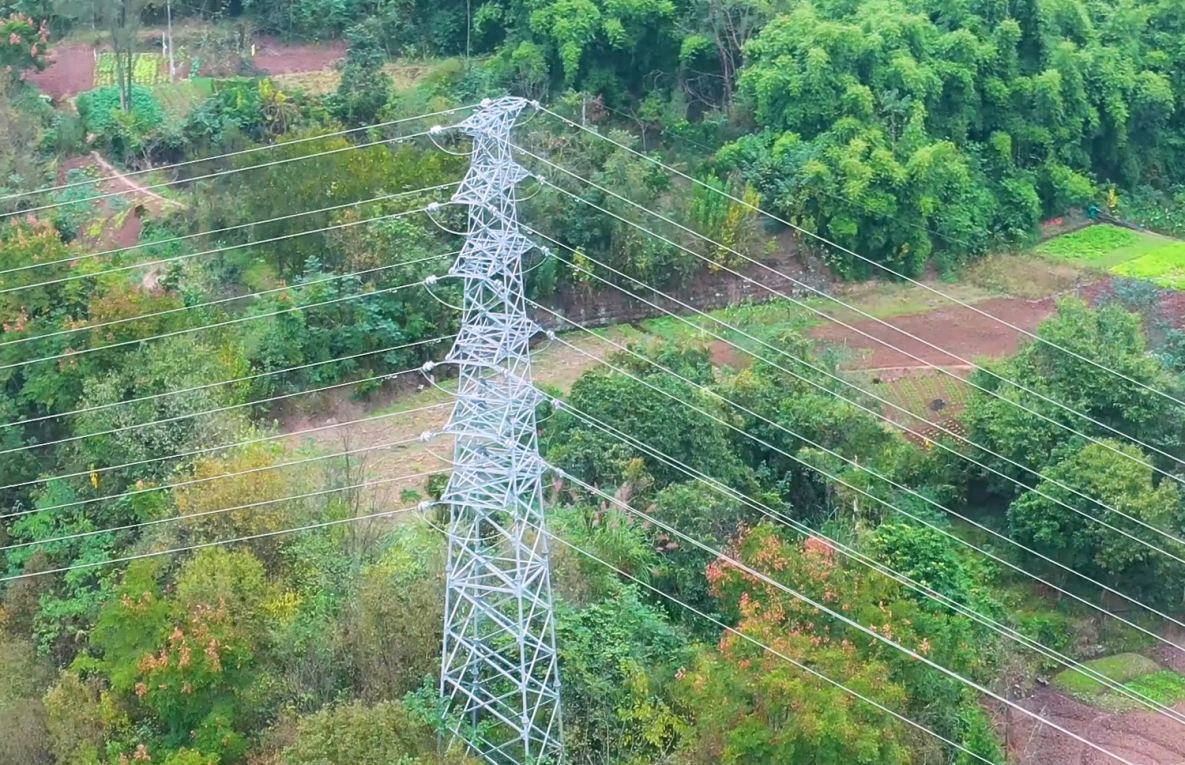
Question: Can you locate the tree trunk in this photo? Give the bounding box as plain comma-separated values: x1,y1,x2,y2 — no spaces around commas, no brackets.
112,22,127,111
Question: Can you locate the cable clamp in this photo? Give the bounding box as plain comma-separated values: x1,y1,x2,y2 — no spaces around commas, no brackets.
417,500,433,512
424,274,439,286
421,360,436,373
419,430,435,443
429,124,444,135
545,330,557,342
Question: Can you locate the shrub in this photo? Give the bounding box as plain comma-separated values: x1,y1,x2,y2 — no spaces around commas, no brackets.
76,85,163,136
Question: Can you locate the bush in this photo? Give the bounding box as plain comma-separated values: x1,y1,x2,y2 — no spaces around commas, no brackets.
76,85,163,136
75,85,164,160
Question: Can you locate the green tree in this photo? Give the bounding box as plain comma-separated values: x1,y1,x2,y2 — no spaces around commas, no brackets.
91,549,274,761
332,18,393,128
545,344,748,490
556,585,690,765
1008,441,1185,605
686,525,1003,764
962,299,1185,501
280,699,474,765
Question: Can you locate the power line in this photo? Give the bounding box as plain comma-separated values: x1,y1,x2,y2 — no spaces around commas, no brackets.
1,400,451,520
0,499,433,583
2,456,437,553
0,354,432,460
518,152,1185,502
546,530,989,764
536,106,1185,447
0,182,458,281
542,381,1185,726
0,335,453,431
557,469,1141,765
1,253,442,374
0,251,456,351
0,105,476,206
529,310,1185,651
3,123,451,220
0,190,450,298
526,228,1185,581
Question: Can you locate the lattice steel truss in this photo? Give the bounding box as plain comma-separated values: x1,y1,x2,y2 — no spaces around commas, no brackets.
438,96,563,765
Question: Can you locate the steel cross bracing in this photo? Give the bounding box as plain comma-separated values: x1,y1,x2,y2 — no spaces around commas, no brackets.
438,96,563,765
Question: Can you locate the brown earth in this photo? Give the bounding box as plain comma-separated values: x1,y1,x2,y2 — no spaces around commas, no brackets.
810,283,1113,370
26,44,95,99
250,36,345,76
1003,689,1185,765
26,37,345,100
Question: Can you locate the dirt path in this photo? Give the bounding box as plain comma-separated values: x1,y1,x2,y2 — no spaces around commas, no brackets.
89,152,186,211
1006,689,1185,764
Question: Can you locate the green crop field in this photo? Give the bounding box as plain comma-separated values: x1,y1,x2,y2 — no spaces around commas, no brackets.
1035,224,1171,268
1111,242,1185,289
94,52,170,88
1035,223,1185,289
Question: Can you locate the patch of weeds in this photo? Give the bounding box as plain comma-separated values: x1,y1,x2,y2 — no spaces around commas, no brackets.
1052,653,1159,697
1050,653,1185,712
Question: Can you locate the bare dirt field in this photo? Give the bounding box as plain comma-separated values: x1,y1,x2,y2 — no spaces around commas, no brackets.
810,294,1075,369
26,44,95,99
809,280,1119,370
1004,689,1185,764
250,36,344,76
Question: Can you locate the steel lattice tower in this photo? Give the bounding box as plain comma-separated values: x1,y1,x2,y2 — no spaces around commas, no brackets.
438,96,563,765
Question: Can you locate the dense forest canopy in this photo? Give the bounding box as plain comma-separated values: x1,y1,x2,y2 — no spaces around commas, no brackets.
4,0,1185,764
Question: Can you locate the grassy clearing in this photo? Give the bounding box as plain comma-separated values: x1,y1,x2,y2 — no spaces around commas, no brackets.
638,279,999,354
1033,223,1185,289
1050,653,1185,711
154,79,213,119
961,253,1089,299
272,60,438,95
1052,653,1160,696
1112,242,1185,289
1035,224,1170,268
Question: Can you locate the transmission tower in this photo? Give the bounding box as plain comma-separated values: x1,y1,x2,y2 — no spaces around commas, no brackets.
438,96,563,765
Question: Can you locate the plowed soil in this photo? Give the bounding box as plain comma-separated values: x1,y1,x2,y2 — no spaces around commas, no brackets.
250,36,344,76
810,283,1115,369
1006,689,1185,765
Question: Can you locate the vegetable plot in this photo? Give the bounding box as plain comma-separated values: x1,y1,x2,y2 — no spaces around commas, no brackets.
94,52,169,87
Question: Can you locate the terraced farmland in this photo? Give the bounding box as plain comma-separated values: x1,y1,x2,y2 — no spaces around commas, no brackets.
859,370,970,421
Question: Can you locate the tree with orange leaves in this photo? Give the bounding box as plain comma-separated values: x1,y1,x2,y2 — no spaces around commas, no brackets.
675,525,1004,765
90,548,274,762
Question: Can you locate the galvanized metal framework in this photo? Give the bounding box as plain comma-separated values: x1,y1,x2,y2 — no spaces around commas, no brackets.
439,96,563,765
